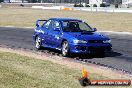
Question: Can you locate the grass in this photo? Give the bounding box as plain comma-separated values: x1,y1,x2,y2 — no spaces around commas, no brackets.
0,8,132,32
0,51,131,88
0,51,109,88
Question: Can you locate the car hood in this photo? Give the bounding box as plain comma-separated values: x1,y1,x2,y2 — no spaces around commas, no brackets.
67,32,109,40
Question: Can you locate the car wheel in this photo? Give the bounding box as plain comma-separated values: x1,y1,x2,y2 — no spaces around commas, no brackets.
62,41,70,57
35,36,42,50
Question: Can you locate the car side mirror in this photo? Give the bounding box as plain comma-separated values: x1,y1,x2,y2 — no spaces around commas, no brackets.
36,24,39,27
93,28,97,31
54,27,60,31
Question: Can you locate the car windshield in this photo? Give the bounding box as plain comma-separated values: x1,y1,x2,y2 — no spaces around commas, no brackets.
62,20,93,32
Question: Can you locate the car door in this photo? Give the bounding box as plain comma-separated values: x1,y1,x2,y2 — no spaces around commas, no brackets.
41,20,52,46
49,20,62,48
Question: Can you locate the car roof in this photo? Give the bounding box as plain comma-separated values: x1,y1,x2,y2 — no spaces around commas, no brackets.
49,18,82,21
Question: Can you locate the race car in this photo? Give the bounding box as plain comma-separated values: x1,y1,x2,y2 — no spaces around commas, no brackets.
33,18,112,56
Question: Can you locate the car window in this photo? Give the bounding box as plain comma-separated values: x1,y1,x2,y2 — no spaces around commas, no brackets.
42,20,51,29
79,22,92,31
54,20,60,28
62,21,93,32
50,20,60,30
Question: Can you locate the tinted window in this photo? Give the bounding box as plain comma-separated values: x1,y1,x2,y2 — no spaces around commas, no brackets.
42,20,51,29
50,20,60,30
62,21,93,32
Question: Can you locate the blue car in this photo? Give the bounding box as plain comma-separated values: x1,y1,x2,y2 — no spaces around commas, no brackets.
33,18,112,56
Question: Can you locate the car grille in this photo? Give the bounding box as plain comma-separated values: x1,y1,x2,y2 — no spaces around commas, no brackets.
89,46,104,50
88,46,111,52
75,45,87,51
88,40,103,43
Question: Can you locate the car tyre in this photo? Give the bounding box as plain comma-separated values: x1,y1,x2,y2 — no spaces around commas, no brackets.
35,36,42,50
62,41,70,57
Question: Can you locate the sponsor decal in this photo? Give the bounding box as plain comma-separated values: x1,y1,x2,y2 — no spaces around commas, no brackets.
78,67,131,86
35,29,44,34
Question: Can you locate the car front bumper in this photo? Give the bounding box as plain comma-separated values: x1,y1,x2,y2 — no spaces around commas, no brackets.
69,43,112,54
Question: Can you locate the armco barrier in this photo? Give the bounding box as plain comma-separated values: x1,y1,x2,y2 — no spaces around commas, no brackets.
60,7,73,11
32,6,43,9
32,6,74,11
31,6,132,13
32,6,62,10
73,7,132,13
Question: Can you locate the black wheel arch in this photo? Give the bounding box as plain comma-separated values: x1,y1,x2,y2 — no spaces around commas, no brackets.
61,39,68,46
35,35,38,41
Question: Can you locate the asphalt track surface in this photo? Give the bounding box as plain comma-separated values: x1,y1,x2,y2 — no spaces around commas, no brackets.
0,27,132,74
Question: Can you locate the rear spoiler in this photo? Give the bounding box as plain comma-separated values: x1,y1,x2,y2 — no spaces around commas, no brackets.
36,20,47,27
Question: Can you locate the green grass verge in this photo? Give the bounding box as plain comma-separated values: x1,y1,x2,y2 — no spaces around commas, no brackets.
0,8,132,32
0,51,109,88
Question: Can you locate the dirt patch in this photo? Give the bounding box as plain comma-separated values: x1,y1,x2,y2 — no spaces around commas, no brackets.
0,47,131,80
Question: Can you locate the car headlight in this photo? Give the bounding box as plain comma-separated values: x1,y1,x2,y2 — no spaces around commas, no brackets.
103,40,111,43
73,39,87,44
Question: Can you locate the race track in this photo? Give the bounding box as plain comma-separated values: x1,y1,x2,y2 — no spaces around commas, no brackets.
0,27,132,74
